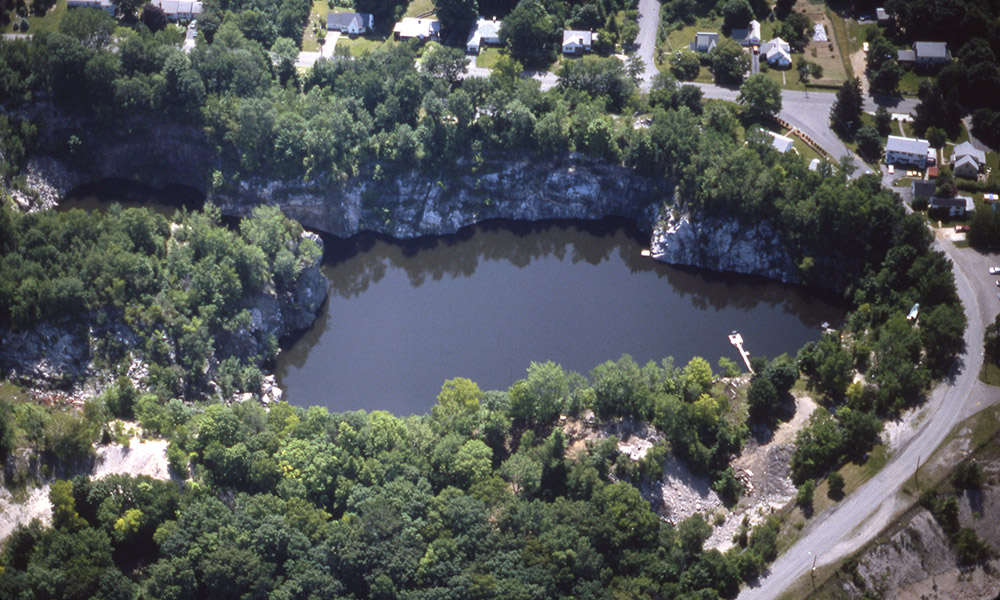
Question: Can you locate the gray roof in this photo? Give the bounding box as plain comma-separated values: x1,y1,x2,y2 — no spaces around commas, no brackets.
563,30,593,46
887,135,929,155
897,49,915,62
954,155,980,173
876,8,890,21
912,180,936,198
327,12,370,30
952,141,986,165
914,41,948,59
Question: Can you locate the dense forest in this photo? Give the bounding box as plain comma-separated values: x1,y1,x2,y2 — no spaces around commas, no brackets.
0,202,323,400
0,0,981,597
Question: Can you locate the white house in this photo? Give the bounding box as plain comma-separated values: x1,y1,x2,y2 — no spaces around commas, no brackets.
885,135,930,168
951,141,986,179
67,0,114,13
749,20,761,45
562,30,595,55
327,12,373,35
760,37,791,67
393,18,441,41
466,18,501,53
150,0,203,21
692,32,719,53
766,131,795,154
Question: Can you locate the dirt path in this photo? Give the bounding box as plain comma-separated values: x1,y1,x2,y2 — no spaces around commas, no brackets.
850,48,868,96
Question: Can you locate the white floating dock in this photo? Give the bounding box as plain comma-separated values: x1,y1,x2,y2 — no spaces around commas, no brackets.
728,331,753,373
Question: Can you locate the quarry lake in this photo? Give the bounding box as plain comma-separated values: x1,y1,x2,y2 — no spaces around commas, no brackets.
277,218,845,415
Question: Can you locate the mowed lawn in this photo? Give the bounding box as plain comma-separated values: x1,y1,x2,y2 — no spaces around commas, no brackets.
5,0,68,34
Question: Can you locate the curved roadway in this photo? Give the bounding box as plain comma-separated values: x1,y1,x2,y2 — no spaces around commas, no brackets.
738,183,999,600
471,6,995,593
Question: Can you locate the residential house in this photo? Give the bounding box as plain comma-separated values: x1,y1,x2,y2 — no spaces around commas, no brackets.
951,141,986,179
885,135,930,168
562,30,596,55
466,17,501,53
876,7,892,26
67,0,114,13
911,180,936,200
393,18,441,41
731,19,761,47
760,37,791,68
898,42,951,68
150,0,203,21
929,196,974,219
692,32,719,53
766,131,795,154
327,12,373,35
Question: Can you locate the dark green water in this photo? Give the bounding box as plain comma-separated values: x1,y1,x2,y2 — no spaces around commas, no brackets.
276,218,844,415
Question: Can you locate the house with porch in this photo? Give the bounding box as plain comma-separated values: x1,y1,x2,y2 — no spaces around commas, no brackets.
327,12,373,35
951,141,986,179
467,18,501,53
562,30,596,55
393,18,441,41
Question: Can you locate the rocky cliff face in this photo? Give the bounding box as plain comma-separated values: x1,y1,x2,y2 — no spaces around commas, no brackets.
650,212,801,285
0,232,327,404
212,156,666,239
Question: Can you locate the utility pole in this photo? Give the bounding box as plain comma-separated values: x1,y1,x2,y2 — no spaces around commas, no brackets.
811,554,817,592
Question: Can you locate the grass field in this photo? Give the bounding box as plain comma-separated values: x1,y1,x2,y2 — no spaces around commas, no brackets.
475,47,503,69
302,1,331,52
898,69,934,96
4,0,68,34
404,0,434,18
338,36,391,56
982,363,1000,386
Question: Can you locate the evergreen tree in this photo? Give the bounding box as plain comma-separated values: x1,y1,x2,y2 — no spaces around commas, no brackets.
830,77,863,140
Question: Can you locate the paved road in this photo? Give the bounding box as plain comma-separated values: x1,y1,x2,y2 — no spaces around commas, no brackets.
689,83,920,174
738,200,999,600
635,0,660,86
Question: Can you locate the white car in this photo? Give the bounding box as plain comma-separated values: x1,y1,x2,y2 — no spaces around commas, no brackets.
990,267,1000,275
887,164,894,174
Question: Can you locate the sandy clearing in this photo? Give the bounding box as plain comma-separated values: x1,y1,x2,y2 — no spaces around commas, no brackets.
0,434,172,543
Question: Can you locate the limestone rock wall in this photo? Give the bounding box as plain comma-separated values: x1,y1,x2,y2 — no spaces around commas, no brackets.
650,213,800,285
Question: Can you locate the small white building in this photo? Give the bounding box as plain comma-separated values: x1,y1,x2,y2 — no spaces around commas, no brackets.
760,37,791,67
951,141,986,179
562,29,596,55
885,135,930,168
466,17,501,53
692,32,719,53
393,18,441,41
327,12,374,35
150,0,203,21
767,131,795,154
67,0,114,13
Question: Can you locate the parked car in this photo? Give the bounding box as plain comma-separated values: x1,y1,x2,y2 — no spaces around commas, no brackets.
888,164,894,174
955,225,969,232
990,267,1000,275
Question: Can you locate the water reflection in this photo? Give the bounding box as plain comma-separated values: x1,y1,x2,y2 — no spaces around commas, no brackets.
280,218,844,415
319,218,837,320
